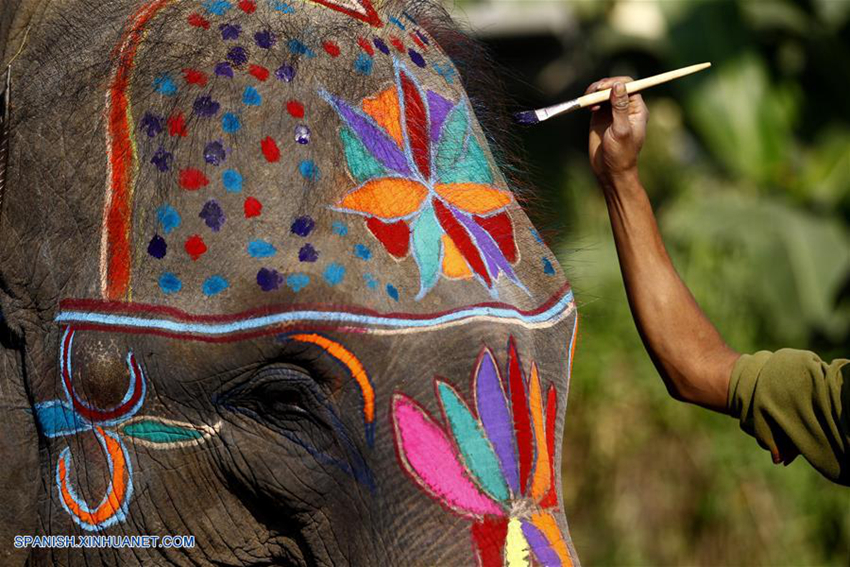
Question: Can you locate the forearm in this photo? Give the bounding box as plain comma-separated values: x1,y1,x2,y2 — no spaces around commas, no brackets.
602,171,738,412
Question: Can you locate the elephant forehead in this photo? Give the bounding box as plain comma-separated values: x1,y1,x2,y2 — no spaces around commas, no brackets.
98,0,565,316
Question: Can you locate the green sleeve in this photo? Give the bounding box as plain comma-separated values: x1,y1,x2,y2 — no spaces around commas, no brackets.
727,349,849,485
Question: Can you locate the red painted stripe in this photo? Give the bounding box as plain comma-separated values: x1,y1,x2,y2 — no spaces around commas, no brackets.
68,323,368,343
307,0,383,28
471,517,508,567
508,336,534,494
400,69,430,179
475,212,518,264
104,0,174,300
539,384,559,508
357,36,375,56
59,282,574,323
433,199,491,286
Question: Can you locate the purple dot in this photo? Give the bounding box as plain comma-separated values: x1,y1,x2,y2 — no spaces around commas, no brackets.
151,147,173,172
254,30,276,49
295,124,310,144
220,23,241,40
193,96,220,117
227,46,248,66
298,243,318,262
214,62,234,78
408,48,426,68
257,267,284,291
290,216,315,237
199,199,226,232
140,112,164,137
373,37,389,55
204,141,226,165
147,234,167,259
275,64,296,82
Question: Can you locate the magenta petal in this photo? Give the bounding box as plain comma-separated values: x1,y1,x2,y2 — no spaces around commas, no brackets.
392,394,505,518
474,349,520,495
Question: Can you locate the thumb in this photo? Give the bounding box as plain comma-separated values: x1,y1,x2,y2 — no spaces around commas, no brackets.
610,82,631,140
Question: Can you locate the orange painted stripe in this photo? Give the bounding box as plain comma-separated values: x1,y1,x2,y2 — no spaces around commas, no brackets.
530,511,573,567
58,427,128,527
529,363,551,501
103,0,175,300
289,334,374,423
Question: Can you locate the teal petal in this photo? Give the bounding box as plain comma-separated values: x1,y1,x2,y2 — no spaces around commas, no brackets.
121,419,205,444
435,104,469,180
439,136,493,185
437,381,511,502
412,203,442,297
340,127,387,183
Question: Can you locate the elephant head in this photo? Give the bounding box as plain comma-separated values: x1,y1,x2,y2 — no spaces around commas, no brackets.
0,0,579,564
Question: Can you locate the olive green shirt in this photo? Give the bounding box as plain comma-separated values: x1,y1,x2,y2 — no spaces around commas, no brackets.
727,349,849,486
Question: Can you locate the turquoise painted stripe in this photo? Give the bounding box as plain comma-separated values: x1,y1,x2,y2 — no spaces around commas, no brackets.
55,290,573,335
437,382,510,502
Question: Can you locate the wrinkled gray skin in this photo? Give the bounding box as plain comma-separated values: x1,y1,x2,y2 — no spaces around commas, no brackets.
0,1,578,565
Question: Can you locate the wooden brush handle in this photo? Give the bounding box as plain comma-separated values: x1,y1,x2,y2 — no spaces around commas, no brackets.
577,62,711,108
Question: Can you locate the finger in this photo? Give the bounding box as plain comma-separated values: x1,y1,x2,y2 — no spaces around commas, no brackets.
609,82,632,140
594,76,635,92
628,93,648,116
585,80,602,96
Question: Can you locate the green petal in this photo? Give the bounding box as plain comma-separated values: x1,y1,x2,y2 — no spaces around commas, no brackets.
435,105,469,180
440,136,493,185
340,127,387,183
412,202,442,297
121,418,205,444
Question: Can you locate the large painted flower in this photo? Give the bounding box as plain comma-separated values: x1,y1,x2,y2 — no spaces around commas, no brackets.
391,338,572,566
321,61,524,298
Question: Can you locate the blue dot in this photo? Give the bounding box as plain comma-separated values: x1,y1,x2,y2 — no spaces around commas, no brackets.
286,273,310,292
243,86,262,106
272,0,295,12
148,235,167,259
222,169,243,192
156,205,181,234
203,275,230,296
323,263,346,286
531,227,545,245
288,39,315,57
354,54,373,76
159,272,182,294
222,112,241,133
354,244,372,260
386,284,399,301
299,160,319,181
543,257,556,275
363,273,378,290
153,74,177,96
202,0,232,15
332,221,348,236
248,240,277,258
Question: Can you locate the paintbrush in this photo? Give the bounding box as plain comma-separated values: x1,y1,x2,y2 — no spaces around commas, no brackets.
514,62,711,125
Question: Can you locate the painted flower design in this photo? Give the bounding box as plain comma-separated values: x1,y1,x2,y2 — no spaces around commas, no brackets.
35,327,219,531
321,61,524,298
392,338,572,566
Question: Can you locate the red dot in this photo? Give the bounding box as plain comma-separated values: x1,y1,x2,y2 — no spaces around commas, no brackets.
260,136,280,163
184,235,207,261
238,0,256,13
248,64,269,82
179,168,209,190
183,68,207,86
390,36,405,53
357,37,375,56
322,41,341,57
168,113,188,137
286,100,305,118
244,197,263,218
187,13,210,29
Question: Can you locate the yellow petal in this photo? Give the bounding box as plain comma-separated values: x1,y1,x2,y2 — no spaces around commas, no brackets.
362,87,403,148
337,178,428,219
505,517,532,567
441,234,473,279
434,183,512,215
529,363,551,501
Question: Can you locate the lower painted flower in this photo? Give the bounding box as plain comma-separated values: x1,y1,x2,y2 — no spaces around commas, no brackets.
392,338,572,566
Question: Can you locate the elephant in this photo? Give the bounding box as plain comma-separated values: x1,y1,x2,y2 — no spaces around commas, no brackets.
0,0,579,565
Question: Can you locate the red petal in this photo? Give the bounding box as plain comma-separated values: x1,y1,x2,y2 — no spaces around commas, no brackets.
400,70,430,179
433,199,491,286
539,384,559,508
508,337,534,494
475,212,518,264
366,217,410,258
471,517,508,567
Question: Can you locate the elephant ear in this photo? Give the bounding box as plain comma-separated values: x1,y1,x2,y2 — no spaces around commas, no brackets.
0,309,40,565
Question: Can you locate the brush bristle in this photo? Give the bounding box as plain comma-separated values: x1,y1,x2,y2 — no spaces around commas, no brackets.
513,110,539,125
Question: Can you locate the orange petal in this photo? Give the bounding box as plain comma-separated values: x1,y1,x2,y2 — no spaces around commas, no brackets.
441,234,473,279
338,178,428,219
434,183,512,215
362,87,403,148
529,363,551,502
530,511,573,566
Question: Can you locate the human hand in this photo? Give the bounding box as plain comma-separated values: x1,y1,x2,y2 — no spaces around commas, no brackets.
587,77,649,190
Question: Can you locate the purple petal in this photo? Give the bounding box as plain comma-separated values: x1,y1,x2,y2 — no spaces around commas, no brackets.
452,206,520,284
522,520,563,567
324,93,411,176
474,349,520,494
427,91,454,143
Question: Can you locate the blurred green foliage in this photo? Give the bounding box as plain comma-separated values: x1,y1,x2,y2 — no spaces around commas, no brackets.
453,0,850,564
